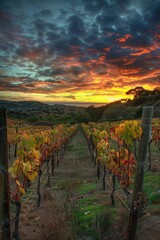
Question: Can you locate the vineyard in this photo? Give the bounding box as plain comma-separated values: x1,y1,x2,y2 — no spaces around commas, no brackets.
0,106,160,240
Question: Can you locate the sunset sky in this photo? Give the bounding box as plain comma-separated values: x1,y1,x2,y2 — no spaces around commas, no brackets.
0,0,160,106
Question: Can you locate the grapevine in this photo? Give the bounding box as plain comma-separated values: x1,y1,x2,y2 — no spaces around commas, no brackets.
8,121,78,239
82,120,143,205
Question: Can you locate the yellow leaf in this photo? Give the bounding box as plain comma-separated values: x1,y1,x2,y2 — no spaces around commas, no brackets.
19,186,25,194
16,179,21,186
22,161,32,173
26,171,37,181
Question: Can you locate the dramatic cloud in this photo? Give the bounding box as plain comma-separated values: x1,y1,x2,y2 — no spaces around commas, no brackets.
0,0,160,105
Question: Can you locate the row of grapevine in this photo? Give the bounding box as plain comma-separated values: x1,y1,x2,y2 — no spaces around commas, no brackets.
82,117,159,192
5,117,78,240
152,118,160,149
82,107,156,240
82,120,142,201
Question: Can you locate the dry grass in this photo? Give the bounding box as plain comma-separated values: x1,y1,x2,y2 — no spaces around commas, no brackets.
93,207,129,240
114,207,129,240
40,189,74,240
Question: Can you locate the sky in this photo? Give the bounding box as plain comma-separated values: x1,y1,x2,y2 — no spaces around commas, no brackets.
0,0,160,106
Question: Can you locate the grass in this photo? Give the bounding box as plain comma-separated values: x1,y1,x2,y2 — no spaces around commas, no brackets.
78,181,97,195
72,202,117,239
143,171,160,204
73,203,103,237
148,192,160,204
69,180,118,239
78,195,97,205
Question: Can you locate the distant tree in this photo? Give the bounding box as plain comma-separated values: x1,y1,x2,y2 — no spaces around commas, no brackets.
126,86,160,99
152,87,160,95
126,87,145,98
75,109,92,123
27,115,39,123
86,105,97,121
86,104,111,122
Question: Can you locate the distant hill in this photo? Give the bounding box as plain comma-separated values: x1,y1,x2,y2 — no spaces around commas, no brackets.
0,100,82,124
99,94,160,121
0,93,159,124
0,100,79,114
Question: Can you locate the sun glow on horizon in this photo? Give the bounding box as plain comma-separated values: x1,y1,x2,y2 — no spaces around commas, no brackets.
1,83,155,106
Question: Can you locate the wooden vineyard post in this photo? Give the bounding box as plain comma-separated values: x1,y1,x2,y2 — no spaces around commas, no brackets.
51,154,55,176
127,106,154,240
14,126,18,158
0,107,10,240
103,166,106,190
97,160,100,180
46,157,50,187
37,166,42,207
111,174,116,207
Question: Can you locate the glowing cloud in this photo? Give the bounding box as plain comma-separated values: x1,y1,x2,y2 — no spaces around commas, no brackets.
0,0,160,105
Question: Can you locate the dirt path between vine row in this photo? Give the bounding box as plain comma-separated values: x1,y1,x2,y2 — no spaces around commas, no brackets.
10,128,160,240
17,128,109,240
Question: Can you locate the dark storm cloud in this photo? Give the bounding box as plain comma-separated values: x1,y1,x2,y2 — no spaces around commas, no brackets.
91,37,112,52
147,2,160,24
68,36,83,46
40,9,53,16
67,15,86,37
84,0,107,14
84,23,100,44
33,18,58,33
39,66,84,77
39,68,66,76
0,11,22,53
107,46,133,60
48,39,70,56
46,31,60,41
96,10,120,27
33,19,48,38
111,0,131,9
0,76,72,94
1,0,160,99
0,76,36,92
126,35,153,48
128,11,148,35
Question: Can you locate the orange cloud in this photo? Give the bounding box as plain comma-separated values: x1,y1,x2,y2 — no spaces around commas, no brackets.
103,47,110,52
121,68,141,75
131,47,152,56
122,45,157,57
116,34,133,43
98,56,106,61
